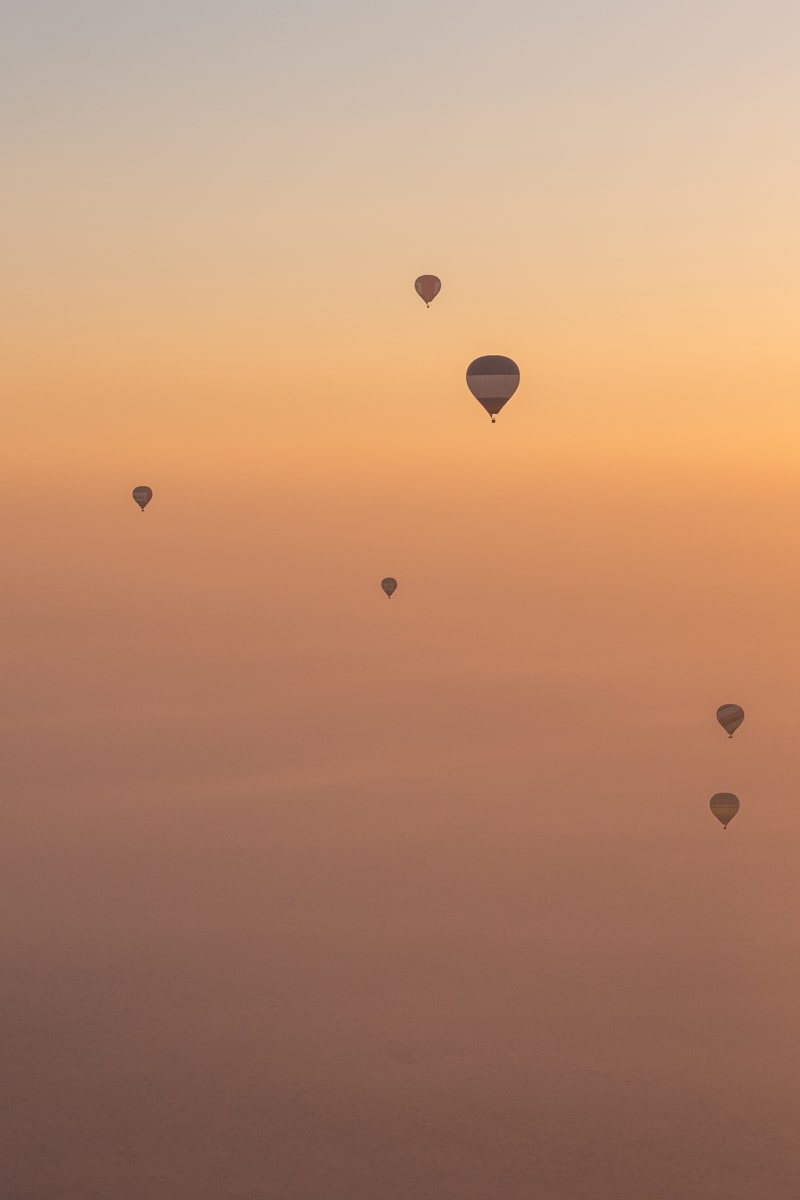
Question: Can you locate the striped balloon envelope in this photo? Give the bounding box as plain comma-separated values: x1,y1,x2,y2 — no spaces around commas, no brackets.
716,704,744,738
466,356,520,423
709,793,740,830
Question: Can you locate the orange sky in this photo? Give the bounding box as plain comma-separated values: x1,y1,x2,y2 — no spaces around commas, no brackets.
5,3,800,1197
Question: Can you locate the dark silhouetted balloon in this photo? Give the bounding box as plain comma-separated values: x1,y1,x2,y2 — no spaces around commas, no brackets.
710,792,739,830
381,577,397,599
716,704,744,738
414,275,441,307
466,355,520,423
132,485,153,511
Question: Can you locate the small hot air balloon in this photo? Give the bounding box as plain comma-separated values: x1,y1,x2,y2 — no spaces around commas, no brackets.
132,485,153,512
716,704,744,738
381,577,397,599
414,275,441,307
710,792,739,830
466,355,520,423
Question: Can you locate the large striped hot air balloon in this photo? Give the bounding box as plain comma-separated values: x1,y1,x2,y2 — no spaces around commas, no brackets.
709,793,740,830
414,275,441,307
466,356,520,423
716,704,744,738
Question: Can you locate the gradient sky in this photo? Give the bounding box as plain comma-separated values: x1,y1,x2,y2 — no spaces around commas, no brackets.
4,4,800,1198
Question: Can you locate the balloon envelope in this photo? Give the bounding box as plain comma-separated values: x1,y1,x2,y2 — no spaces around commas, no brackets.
710,792,740,829
414,275,441,306
716,704,744,737
466,355,520,421
381,577,397,598
132,485,153,511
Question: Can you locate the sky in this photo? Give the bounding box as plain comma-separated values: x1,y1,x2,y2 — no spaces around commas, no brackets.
3,3,800,1198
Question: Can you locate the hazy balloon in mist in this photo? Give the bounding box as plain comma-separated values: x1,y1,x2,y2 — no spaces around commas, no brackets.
132,486,153,511
709,793,740,830
716,704,744,738
414,275,441,307
381,577,398,599
466,356,520,423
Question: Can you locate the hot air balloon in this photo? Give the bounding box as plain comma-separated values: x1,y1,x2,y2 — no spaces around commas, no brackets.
466,356,520,423
716,704,744,738
709,793,739,830
381,577,397,599
132,485,153,512
414,275,441,307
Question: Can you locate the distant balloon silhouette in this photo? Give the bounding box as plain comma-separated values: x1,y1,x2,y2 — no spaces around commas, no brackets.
709,792,739,830
381,577,397,599
716,704,744,738
132,485,153,511
466,355,520,423
414,275,441,307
